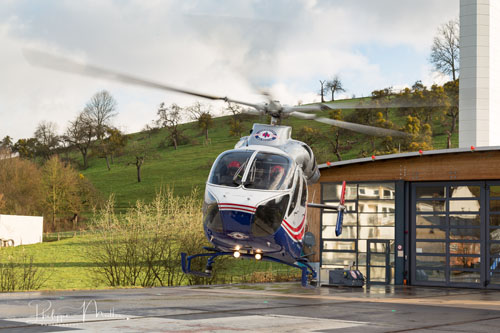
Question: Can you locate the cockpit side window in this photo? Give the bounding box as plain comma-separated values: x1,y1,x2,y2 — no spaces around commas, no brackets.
300,178,308,207
287,170,300,216
208,151,254,187
244,152,292,191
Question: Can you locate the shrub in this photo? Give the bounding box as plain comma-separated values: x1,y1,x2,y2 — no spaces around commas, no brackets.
0,250,47,292
87,188,229,287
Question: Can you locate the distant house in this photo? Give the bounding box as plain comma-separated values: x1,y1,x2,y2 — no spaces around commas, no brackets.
0,214,43,247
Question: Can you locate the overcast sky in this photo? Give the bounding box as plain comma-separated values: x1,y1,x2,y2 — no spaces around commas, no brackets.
0,0,458,141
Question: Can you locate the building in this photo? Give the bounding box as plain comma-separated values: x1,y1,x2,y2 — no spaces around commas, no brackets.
307,147,500,289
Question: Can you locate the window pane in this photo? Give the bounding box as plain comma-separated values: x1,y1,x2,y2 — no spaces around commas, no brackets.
449,200,480,212
416,255,445,267
416,228,447,240
322,252,356,266
450,186,480,198
322,226,357,239
416,201,445,212
490,186,500,197
450,257,481,269
359,227,394,239
450,228,481,240
416,242,446,254
369,242,387,253
490,215,500,227
323,241,356,251
490,271,500,284
322,183,357,201
416,186,445,199
358,240,367,253
450,214,480,226
369,254,387,265
490,229,500,241
415,268,445,282
369,267,387,282
359,213,395,226
491,243,500,256
322,213,356,226
490,200,500,212
358,183,394,199
449,242,480,255
416,214,446,227
450,271,481,283
489,257,500,275
358,201,395,213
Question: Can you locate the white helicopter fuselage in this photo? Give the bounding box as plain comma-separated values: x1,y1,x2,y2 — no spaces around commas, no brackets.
202,124,320,263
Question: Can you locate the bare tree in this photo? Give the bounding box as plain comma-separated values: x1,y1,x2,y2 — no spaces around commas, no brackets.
64,112,94,169
84,90,117,140
326,76,345,101
319,80,327,103
430,19,459,80
34,121,60,159
157,103,184,150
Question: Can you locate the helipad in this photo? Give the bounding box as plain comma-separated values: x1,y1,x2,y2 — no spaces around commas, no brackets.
1,283,500,332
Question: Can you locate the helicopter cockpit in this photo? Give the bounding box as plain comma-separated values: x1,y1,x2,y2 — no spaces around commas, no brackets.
209,150,294,191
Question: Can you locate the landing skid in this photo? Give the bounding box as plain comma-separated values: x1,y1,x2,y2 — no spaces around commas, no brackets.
181,249,317,287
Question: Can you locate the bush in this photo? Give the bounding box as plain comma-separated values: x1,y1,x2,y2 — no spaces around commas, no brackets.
87,188,229,287
0,250,47,292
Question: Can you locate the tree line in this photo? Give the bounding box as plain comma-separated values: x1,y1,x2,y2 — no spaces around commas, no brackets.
298,79,459,162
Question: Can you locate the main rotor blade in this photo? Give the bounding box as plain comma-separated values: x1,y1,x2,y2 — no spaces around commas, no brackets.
283,104,325,113
23,49,262,110
315,117,409,137
289,110,409,137
323,98,456,109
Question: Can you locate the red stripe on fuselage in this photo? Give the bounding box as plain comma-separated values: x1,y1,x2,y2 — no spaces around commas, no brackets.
282,224,304,240
219,207,256,214
282,215,306,233
218,203,256,209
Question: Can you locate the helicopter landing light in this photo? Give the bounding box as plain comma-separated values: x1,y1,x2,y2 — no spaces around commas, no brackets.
255,253,262,260
233,251,241,258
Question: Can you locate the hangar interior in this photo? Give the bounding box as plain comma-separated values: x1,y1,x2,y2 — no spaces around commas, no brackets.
307,147,500,289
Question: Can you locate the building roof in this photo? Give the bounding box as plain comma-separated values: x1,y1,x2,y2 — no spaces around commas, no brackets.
319,146,500,170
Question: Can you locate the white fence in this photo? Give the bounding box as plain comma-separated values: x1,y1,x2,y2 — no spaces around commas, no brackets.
0,214,43,247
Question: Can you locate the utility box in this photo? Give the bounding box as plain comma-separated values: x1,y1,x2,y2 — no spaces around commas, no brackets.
328,269,365,287
0,214,43,247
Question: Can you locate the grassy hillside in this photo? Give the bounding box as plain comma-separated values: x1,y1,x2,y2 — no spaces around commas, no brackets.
80,100,458,210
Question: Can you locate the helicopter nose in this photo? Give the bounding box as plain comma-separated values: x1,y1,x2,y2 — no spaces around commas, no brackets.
218,203,256,237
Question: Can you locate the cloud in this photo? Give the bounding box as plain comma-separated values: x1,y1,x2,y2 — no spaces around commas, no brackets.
0,0,458,141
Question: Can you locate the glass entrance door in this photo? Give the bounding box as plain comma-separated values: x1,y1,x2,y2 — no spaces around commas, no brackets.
411,182,484,288
367,240,391,284
487,184,500,288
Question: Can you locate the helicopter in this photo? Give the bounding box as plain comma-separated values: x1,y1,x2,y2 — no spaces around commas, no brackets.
24,50,410,286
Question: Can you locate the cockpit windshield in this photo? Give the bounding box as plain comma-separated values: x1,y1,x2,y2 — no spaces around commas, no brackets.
209,151,293,190
245,152,292,191
209,151,253,187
